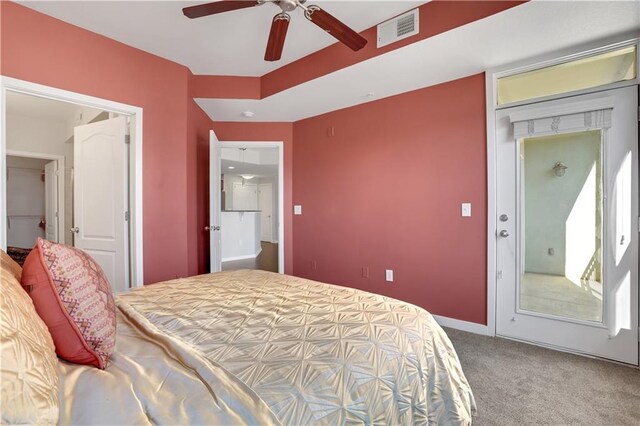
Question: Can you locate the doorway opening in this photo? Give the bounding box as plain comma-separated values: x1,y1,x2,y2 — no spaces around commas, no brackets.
220,146,280,273
1,77,144,291
207,133,284,274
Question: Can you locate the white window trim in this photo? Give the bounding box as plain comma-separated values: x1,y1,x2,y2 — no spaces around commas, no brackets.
485,36,640,337
0,76,144,288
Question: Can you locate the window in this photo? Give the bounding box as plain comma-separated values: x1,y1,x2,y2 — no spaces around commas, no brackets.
497,46,636,105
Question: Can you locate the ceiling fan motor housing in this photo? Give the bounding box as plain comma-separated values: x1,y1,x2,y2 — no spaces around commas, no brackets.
277,0,298,13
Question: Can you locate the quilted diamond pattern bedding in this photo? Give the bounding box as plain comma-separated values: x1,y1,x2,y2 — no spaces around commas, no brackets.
117,270,476,425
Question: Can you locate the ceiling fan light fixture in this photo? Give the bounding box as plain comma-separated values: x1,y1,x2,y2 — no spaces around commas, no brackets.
184,0,366,60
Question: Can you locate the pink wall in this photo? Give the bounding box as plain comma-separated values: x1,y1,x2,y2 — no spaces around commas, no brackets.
211,122,294,275
292,74,488,324
188,75,215,275
1,2,211,283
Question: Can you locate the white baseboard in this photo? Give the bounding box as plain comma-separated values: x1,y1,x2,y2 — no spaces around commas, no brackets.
221,248,262,262
432,314,489,336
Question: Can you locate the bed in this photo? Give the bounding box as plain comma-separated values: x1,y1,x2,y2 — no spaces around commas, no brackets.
2,253,476,425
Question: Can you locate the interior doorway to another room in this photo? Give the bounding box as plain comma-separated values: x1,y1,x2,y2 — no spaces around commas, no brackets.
3,89,134,293
220,147,280,273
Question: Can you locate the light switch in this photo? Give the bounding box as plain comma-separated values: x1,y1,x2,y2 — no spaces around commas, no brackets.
461,203,472,217
385,269,394,282
294,205,302,215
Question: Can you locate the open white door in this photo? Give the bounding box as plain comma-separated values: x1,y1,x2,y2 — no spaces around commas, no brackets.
496,87,638,365
44,160,58,242
73,117,129,293
209,130,222,272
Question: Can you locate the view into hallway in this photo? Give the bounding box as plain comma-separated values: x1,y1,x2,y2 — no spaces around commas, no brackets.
219,146,280,274
222,241,278,272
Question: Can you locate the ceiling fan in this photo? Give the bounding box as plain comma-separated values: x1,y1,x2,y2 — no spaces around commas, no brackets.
183,0,368,62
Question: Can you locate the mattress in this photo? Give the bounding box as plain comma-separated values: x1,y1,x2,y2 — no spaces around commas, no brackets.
62,270,476,425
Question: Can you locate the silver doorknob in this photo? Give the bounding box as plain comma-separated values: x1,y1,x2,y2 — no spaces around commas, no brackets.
213,226,221,231
499,230,509,237
70,227,79,234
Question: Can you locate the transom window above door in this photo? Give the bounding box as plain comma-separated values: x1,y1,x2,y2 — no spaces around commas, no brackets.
497,45,637,106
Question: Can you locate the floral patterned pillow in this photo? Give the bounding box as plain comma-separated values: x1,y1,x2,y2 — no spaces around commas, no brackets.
21,238,116,369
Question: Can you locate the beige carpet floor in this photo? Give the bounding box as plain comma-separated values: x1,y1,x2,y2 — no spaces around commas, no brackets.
445,328,640,425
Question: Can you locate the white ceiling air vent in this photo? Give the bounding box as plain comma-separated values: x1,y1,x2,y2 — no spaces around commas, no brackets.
377,9,419,49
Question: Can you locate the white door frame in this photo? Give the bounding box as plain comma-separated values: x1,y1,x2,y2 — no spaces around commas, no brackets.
6,150,65,244
219,141,285,274
485,37,640,340
0,76,144,288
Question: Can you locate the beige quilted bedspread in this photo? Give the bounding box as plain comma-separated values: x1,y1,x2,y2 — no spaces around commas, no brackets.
117,270,476,425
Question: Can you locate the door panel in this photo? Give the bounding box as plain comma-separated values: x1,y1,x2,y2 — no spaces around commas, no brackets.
44,160,58,242
74,117,129,293
209,130,222,273
496,86,638,364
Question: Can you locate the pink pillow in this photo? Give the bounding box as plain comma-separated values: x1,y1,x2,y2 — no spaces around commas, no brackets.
21,238,116,369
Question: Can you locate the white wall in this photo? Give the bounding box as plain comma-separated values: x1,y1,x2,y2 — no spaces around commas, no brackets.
258,176,278,243
6,156,48,248
221,211,261,261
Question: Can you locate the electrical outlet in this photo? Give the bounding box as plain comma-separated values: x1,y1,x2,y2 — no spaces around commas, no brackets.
294,205,302,215
362,267,369,278
385,269,394,282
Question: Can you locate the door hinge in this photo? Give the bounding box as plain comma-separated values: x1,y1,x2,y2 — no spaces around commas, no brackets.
125,211,130,221
497,270,503,279
124,135,130,145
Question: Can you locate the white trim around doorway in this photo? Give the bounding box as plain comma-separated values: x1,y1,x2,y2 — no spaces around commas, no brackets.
0,76,144,288
219,141,285,274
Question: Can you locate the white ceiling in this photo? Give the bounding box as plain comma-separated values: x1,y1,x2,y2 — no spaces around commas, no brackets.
222,160,278,177
197,0,640,122
19,0,426,76
221,147,278,176
6,91,101,121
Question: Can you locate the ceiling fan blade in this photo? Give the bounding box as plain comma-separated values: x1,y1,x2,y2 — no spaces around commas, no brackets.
304,5,367,51
183,1,260,19
265,13,290,62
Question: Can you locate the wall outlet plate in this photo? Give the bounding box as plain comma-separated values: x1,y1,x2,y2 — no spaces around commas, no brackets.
385,269,394,282
294,205,302,215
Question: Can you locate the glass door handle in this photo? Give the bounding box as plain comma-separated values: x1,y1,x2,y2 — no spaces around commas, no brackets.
499,230,509,237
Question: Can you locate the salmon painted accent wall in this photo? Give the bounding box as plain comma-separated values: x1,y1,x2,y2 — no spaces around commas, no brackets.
188,75,215,275
192,75,261,100
292,73,487,324
211,122,294,274
1,2,212,283
261,1,525,98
